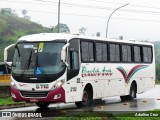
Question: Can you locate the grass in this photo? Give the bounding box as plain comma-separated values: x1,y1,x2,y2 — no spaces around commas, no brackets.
115,117,159,120
155,80,160,84
55,117,102,120
54,110,160,120
54,112,113,120
0,97,24,105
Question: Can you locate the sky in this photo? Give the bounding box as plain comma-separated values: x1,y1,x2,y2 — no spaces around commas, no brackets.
1,0,160,41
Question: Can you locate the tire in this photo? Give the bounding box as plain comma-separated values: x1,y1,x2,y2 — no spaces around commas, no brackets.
36,102,50,109
120,83,136,101
75,87,93,107
128,83,136,100
120,95,129,101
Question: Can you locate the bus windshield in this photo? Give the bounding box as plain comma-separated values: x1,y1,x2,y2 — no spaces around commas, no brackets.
12,42,65,77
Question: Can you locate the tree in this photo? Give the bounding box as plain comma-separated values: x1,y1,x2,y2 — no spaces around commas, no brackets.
0,19,8,33
55,23,70,33
49,26,57,32
79,27,87,35
25,16,31,20
22,9,27,18
96,32,100,37
119,35,123,40
154,41,160,63
0,8,12,14
154,41,160,80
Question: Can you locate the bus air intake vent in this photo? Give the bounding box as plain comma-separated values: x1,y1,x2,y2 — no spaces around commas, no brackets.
20,91,48,97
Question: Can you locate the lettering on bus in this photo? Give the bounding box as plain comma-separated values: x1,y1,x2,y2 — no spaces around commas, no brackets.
81,66,113,77
70,87,77,92
36,84,49,89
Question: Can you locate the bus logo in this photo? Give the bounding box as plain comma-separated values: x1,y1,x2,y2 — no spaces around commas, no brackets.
117,65,148,83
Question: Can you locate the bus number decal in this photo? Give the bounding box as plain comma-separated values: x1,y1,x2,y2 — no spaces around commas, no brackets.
36,84,49,89
70,87,77,92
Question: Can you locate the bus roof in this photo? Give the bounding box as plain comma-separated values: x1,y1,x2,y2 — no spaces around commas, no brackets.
18,33,153,46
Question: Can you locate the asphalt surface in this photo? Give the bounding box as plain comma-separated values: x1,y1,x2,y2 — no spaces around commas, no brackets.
1,85,160,119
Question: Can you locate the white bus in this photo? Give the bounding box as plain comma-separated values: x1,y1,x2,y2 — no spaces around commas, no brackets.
4,33,155,108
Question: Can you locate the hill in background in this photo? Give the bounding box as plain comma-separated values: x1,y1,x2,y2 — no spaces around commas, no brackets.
0,8,71,61
154,41,160,79
0,8,55,61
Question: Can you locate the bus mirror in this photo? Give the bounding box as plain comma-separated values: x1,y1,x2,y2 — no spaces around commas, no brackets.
61,43,70,67
4,44,15,67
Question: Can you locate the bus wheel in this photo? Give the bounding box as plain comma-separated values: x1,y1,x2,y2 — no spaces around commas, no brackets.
36,102,50,108
120,83,137,101
75,88,92,107
128,83,136,100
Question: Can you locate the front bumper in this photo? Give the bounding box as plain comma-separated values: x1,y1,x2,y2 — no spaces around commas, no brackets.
11,86,65,103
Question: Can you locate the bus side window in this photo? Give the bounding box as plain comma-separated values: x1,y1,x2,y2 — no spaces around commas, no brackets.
109,43,120,62
68,52,79,70
142,46,152,63
67,39,80,81
134,46,142,62
67,51,79,80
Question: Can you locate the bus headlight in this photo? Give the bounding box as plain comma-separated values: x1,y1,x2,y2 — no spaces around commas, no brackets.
51,79,65,90
10,81,18,89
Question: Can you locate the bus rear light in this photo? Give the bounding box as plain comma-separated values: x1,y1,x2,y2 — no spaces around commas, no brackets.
54,94,61,99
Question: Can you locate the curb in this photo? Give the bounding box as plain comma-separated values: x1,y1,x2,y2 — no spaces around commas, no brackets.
0,103,35,110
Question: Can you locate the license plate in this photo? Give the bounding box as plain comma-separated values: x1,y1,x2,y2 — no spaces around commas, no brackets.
30,99,38,102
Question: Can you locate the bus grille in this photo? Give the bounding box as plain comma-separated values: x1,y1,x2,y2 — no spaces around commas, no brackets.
20,91,48,98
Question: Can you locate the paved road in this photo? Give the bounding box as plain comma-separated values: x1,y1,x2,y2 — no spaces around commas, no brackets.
1,85,160,118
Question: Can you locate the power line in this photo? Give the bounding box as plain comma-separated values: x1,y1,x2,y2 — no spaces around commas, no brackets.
0,0,58,6
1,0,160,16
4,7,160,23
61,2,160,15
31,0,160,11
2,0,160,11
87,0,160,10
113,17,160,23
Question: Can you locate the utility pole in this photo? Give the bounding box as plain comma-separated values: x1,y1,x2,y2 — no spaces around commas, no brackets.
106,3,129,38
58,0,60,33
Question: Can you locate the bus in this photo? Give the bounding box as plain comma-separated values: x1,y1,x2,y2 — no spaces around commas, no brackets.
4,33,155,108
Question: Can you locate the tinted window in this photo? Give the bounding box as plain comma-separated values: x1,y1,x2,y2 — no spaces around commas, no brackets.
96,43,108,62
122,45,131,62
134,46,142,62
68,52,79,69
81,41,94,62
148,47,152,62
110,44,120,62
143,46,152,63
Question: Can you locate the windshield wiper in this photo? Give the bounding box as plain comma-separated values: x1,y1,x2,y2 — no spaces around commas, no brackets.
12,45,21,67
19,50,32,79
15,45,20,57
